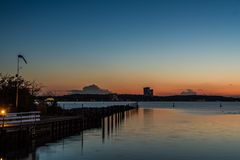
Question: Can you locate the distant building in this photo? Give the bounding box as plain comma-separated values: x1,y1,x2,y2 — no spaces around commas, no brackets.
143,87,154,96
111,94,119,101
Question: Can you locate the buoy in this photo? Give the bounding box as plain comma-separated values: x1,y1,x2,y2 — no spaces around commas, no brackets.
220,103,222,108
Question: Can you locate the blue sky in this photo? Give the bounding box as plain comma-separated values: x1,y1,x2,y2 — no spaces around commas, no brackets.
1,0,240,95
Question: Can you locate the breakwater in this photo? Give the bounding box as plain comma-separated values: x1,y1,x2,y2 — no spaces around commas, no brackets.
0,104,138,158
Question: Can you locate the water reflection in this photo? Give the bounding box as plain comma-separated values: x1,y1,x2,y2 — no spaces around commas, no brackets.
101,109,138,144
4,107,240,160
0,109,138,160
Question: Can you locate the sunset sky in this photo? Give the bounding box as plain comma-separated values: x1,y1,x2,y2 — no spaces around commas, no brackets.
1,0,240,96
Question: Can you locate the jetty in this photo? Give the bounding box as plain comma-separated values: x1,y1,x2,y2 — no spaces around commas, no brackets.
0,104,138,152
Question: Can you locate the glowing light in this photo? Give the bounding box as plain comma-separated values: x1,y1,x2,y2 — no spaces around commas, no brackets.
1,110,5,115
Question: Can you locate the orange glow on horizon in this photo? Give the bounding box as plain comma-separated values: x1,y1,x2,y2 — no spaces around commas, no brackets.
30,70,240,96
42,83,240,96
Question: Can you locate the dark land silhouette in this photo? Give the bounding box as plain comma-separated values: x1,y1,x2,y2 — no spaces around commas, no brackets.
41,94,240,102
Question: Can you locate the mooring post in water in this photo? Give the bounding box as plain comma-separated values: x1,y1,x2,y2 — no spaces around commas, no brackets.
111,114,114,133
82,104,84,130
116,113,119,131
102,117,105,143
81,130,84,154
114,113,117,129
118,112,120,124
107,116,110,137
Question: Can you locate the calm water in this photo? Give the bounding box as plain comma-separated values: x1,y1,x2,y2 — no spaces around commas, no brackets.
23,102,240,159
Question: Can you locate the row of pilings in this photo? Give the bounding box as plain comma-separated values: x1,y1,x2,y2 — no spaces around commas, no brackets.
0,105,138,158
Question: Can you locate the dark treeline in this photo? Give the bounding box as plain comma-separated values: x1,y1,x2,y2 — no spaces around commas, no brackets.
41,94,240,102
0,73,40,112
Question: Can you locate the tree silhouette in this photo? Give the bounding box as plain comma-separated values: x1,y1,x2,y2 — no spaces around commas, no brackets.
0,73,41,112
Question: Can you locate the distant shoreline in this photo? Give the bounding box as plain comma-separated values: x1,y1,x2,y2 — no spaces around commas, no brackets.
39,94,240,102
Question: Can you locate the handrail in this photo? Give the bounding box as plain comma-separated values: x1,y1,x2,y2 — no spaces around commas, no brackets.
0,111,40,125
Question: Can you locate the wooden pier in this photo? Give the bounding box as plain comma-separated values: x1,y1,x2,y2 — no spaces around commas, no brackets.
0,104,138,151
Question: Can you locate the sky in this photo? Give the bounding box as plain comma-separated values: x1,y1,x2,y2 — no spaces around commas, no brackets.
1,0,240,96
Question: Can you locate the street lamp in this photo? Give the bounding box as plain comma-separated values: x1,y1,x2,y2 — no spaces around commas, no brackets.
1,109,6,128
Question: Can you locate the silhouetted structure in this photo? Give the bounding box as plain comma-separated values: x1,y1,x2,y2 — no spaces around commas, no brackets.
143,87,153,96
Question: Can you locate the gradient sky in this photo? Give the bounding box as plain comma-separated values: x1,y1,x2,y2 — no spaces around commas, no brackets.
1,0,240,96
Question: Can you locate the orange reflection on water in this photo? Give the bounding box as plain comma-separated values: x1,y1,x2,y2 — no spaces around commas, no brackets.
122,108,240,143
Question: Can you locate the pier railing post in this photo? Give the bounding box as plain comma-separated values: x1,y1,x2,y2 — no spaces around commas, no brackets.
2,115,4,128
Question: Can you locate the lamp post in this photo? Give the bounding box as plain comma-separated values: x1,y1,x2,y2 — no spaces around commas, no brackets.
16,56,19,109
16,54,27,109
1,110,6,128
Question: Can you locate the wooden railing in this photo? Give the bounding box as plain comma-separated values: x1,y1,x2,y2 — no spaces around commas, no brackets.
0,111,40,126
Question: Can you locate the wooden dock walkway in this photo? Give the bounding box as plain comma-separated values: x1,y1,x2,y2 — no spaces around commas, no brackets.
0,105,138,150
